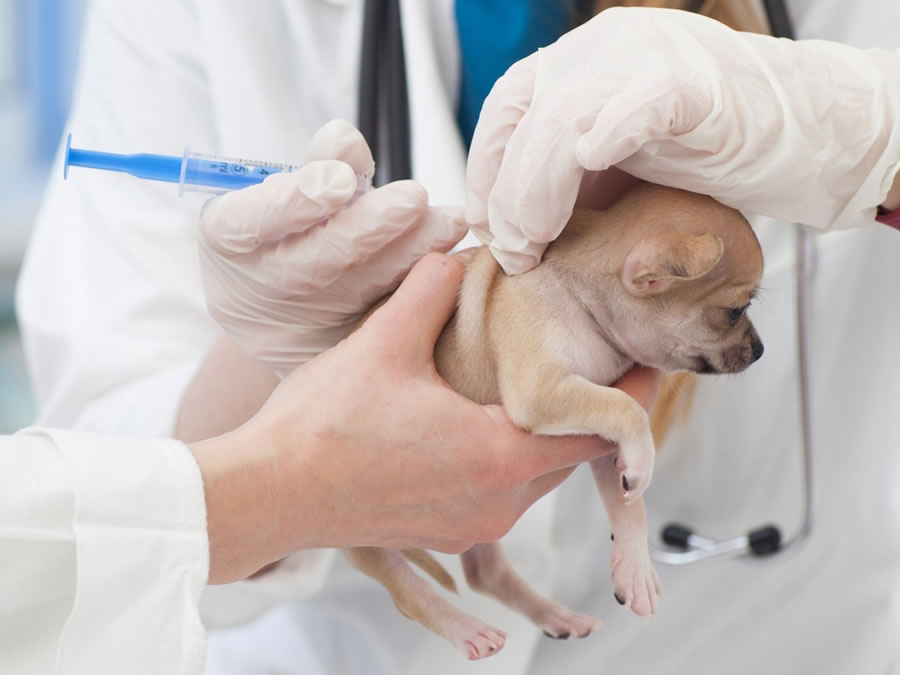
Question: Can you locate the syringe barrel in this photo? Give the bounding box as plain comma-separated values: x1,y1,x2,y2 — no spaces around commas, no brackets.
63,135,369,198
179,150,299,195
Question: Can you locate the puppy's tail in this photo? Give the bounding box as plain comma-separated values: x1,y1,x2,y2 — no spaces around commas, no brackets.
402,549,458,594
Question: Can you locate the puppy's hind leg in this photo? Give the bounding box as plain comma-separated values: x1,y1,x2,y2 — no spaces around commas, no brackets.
461,542,602,640
344,547,506,660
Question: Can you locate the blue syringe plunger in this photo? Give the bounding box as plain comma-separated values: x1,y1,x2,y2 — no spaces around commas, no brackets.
63,134,300,195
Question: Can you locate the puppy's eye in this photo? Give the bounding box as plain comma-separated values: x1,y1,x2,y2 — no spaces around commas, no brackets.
727,306,748,325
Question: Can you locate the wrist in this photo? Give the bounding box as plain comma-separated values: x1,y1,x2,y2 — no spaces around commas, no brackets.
189,426,282,583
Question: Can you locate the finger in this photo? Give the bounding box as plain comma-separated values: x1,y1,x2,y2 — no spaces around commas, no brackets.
524,466,579,505
465,54,538,236
611,366,663,413
451,246,479,264
521,432,619,475
576,72,712,172
484,98,584,275
305,119,375,189
238,180,431,295
367,252,465,358
575,168,643,211
199,160,357,256
324,205,468,305
429,540,476,555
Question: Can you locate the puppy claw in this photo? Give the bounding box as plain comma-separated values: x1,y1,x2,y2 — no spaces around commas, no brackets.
535,603,602,641
615,433,655,502
610,539,663,619
454,622,507,660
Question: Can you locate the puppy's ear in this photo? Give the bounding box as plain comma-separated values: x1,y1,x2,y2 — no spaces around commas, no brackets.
622,231,724,296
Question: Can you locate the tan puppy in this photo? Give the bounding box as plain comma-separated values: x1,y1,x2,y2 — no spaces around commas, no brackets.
347,183,764,659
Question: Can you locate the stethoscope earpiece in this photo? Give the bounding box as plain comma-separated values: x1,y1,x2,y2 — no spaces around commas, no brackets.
659,522,782,562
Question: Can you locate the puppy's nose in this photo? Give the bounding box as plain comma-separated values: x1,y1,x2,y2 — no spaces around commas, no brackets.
750,337,765,363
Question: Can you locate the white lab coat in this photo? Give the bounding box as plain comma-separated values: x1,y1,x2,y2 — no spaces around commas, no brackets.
0,429,207,674
13,0,900,673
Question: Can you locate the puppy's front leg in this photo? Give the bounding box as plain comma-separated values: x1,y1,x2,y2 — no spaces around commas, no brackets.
505,372,655,503
591,455,662,617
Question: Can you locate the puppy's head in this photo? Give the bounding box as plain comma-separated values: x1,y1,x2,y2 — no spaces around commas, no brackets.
566,184,764,375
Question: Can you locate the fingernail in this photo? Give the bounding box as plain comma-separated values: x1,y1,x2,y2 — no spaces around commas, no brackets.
452,247,478,263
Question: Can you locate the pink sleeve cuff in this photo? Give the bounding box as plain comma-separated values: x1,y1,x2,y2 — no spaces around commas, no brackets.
876,205,900,230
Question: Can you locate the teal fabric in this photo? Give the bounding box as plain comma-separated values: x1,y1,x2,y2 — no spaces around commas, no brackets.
454,0,580,149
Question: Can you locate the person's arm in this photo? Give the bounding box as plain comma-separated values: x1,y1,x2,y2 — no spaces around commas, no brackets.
3,255,656,674
175,334,278,443
1,430,207,675
464,7,900,274
176,120,467,442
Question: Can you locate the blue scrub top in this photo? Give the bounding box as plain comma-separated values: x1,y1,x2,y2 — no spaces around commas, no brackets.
455,0,581,149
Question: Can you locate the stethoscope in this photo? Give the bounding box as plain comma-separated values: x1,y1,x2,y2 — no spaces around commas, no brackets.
649,0,817,566
358,0,814,565
358,0,411,186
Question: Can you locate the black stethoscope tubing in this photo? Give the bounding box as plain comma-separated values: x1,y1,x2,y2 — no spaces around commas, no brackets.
358,0,411,185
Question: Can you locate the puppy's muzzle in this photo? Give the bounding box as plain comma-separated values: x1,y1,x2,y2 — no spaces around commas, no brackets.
750,335,764,362
695,329,764,374
721,330,764,373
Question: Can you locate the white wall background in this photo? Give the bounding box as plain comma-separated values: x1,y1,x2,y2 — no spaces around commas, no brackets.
0,0,88,431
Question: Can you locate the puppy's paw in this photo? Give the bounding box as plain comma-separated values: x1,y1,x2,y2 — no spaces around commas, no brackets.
615,431,655,504
609,538,662,618
451,619,507,660
535,600,603,640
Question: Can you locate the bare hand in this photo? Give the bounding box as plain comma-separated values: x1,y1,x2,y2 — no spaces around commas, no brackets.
193,253,660,582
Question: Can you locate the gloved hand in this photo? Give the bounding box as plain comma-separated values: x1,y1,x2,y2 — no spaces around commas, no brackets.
466,7,900,274
199,119,468,376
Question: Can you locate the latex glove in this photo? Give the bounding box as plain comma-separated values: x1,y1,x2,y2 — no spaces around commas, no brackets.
466,7,900,274
199,119,467,376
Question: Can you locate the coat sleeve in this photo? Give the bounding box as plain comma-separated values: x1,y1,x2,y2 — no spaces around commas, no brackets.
0,429,208,675
15,0,338,623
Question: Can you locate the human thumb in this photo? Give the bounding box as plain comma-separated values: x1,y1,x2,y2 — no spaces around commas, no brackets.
367,252,464,358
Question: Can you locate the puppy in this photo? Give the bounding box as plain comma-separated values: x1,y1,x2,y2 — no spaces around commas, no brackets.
346,183,764,659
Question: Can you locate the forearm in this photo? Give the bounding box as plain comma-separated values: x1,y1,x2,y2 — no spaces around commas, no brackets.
191,415,337,585
175,334,279,443
189,427,279,583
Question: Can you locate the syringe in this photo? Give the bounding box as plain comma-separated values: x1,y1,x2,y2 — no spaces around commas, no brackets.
63,134,303,195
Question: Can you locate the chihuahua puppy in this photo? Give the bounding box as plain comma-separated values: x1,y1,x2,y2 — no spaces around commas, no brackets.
346,183,764,659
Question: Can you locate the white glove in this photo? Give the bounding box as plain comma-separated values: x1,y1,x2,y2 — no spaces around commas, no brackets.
199,119,467,376
466,7,900,274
